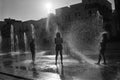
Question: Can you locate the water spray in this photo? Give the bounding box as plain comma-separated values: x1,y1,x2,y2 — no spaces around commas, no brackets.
66,33,97,65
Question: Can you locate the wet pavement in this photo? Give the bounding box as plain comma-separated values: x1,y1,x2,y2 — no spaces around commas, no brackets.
0,51,120,80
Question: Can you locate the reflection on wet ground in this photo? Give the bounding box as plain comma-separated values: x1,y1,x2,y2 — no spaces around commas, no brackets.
0,52,120,80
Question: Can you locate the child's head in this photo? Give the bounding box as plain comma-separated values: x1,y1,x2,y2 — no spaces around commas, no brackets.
56,32,61,38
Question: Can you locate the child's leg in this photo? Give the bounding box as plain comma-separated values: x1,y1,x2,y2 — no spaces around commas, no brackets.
102,53,106,64
33,51,35,62
60,50,63,64
55,50,58,65
32,52,34,62
97,53,102,64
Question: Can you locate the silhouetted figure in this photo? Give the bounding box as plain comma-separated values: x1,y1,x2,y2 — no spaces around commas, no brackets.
55,32,63,65
30,38,35,64
97,32,108,64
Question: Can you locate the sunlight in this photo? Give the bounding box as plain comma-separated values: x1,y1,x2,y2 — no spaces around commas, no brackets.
45,2,53,14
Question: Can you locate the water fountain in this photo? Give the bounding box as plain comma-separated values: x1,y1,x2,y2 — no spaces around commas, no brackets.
62,15,103,65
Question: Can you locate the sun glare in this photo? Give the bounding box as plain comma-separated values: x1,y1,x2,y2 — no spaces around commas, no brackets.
45,2,53,14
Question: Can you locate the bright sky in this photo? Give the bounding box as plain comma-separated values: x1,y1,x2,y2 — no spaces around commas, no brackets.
0,0,115,21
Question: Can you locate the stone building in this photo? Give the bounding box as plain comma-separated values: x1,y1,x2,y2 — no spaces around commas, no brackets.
1,19,11,52
82,0,112,37
113,0,120,40
55,0,100,33
55,0,112,37
0,18,33,53
56,0,111,23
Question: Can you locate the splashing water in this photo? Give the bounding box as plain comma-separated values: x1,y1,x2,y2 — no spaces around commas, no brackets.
62,15,104,66
46,17,50,32
66,33,97,65
46,14,60,36
31,24,35,39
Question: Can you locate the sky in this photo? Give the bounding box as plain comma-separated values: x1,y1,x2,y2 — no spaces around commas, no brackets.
0,0,115,21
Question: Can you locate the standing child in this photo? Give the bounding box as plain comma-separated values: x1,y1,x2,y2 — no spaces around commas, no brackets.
30,38,35,64
97,32,108,64
55,32,63,65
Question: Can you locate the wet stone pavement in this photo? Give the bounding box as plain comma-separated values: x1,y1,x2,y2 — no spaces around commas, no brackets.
0,51,120,80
